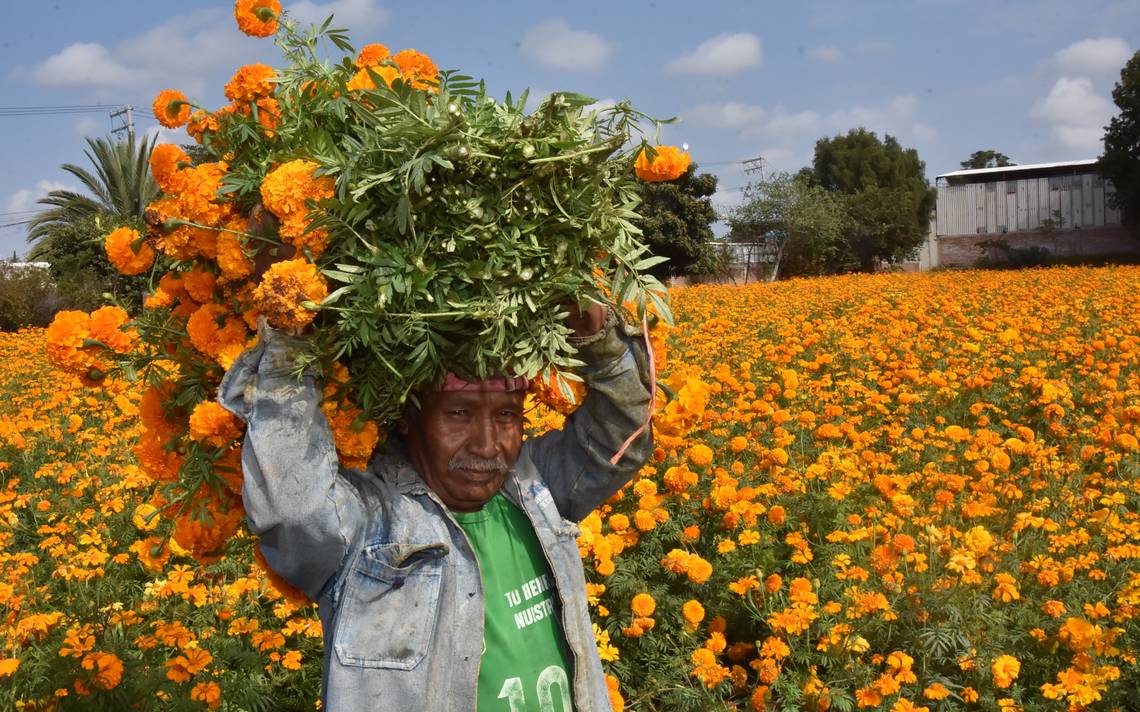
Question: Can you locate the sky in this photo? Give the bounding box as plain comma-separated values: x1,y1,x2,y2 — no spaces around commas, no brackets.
2,0,1138,258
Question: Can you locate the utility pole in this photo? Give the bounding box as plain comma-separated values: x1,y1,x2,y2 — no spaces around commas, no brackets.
742,155,764,181
110,105,134,141
741,155,767,284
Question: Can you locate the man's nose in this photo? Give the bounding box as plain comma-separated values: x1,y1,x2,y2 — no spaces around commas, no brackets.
469,416,499,458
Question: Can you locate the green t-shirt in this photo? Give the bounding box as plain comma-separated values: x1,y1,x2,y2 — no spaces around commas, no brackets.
453,493,574,712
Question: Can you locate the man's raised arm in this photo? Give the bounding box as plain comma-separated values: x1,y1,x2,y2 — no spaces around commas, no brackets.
218,325,366,600
526,306,655,522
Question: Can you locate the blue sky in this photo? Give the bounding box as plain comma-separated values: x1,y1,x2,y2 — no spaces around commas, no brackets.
2,0,1138,258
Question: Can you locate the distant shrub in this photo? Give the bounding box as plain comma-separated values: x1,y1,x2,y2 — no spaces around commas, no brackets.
0,263,59,330
976,238,1053,269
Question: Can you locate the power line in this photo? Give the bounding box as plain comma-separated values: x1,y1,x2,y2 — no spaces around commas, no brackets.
0,104,124,116
0,219,37,230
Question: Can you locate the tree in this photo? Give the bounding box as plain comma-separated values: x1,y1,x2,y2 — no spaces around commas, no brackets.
635,164,723,280
960,150,1015,169
726,172,851,280
26,134,157,309
27,134,158,250
1101,49,1140,230
808,128,936,271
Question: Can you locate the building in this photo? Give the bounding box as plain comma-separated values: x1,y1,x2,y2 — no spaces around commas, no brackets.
929,159,1138,268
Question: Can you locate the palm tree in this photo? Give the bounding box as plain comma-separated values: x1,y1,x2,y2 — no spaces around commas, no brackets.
26,133,158,257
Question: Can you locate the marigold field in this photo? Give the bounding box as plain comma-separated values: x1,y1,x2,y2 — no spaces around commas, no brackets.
2,266,1139,711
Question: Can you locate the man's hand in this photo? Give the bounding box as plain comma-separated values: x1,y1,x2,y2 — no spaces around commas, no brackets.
565,301,608,338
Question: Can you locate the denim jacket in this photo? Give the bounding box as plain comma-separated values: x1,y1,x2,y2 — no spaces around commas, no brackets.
218,319,653,712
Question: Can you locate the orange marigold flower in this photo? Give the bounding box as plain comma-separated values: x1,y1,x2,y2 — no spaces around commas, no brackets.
634,145,691,182
153,89,192,128
253,258,328,331
605,674,625,712
45,310,94,373
682,599,705,629
729,576,761,596
189,401,244,447
355,43,392,67
260,159,335,257
631,593,656,617
347,65,400,92
87,305,137,354
187,109,220,144
991,654,1020,688
686,555,714,584
105,226,155,275
225,63,277,104
234,0,281,37
855,687,882,708
81,651,124,690
320,376,383,469
392,48,440,90
0,657,20,678
216,230,255,281
992,572,1020,603
191,681,222,709
686,442,714,467
150,143,190,193
922,683,950,700
281,650,303,670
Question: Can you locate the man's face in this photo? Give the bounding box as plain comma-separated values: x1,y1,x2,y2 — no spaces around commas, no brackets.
401,389,526,512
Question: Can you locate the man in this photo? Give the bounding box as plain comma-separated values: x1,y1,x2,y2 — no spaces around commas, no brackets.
218,303,653,711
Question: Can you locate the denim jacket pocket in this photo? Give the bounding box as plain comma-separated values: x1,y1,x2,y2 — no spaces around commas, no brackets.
333,542,448,670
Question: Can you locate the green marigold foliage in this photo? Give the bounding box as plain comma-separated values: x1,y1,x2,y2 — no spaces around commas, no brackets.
193,19,671,422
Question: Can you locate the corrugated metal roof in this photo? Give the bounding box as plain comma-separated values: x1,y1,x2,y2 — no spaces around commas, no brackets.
937,159,1098,180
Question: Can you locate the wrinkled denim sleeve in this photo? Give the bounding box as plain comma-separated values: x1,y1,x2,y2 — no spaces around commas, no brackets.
528,316,655,522
218,326,365,600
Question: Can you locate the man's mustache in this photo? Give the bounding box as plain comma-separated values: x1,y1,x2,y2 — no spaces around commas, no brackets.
448,454,508,474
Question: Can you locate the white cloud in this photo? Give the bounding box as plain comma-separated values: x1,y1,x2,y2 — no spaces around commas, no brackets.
666,33,762,77
287,0,389,31
74,117,100,137
809,45,843,63
1055,37,1132,74
520,18,613,72
584,97,618,113
855,40,891,55
686,102,767,130
710,187,746,216
685,102,818,138
145,125,191,146
1032,76,1114,151
764,108,821,138
826,94,935,141
5,180,78,214
27,9,256,99
32,42,143,88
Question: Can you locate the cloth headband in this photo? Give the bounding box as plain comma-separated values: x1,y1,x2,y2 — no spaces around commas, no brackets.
440,372,530,392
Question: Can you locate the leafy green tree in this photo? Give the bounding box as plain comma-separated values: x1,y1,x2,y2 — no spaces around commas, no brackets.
960,150,1015,169
635,164,723,279
726,172,851,280
25,134,156,309
808,128,935,271
1101,49,1140,231
181,142,216,166
27,134,158,254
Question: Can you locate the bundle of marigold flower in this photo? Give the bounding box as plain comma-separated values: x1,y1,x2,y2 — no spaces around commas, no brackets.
44,2,689,563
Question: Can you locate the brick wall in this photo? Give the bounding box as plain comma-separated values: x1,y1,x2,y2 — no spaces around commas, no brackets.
938,226,1140,268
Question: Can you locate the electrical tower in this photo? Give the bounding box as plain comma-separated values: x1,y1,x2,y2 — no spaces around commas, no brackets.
110,105,134,141
742,156,764,180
